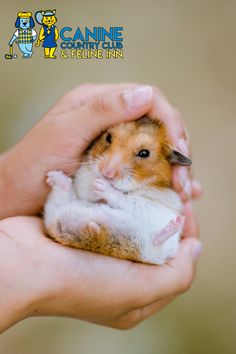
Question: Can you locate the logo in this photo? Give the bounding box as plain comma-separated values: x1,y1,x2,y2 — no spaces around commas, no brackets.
5,10,124,60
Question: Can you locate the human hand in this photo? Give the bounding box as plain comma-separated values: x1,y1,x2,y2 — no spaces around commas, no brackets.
0,83,202,221
0,216,201,333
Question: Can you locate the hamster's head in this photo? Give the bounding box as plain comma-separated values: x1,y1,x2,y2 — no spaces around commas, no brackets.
85,117,192,193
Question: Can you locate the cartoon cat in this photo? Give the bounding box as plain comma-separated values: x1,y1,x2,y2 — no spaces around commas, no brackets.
35,10,59,59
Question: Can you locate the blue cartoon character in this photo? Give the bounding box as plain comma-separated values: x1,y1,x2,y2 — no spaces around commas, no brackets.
35,10,59,59
7,12,37,59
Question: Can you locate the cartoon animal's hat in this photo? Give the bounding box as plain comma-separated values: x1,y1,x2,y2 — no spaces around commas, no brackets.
35,10,56,24
17,12,32,19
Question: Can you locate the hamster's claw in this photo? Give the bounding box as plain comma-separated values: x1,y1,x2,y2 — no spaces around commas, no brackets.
46,170,72,191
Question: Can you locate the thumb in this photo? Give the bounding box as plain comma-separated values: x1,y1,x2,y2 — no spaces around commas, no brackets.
65,85,153,149
162,237,202,296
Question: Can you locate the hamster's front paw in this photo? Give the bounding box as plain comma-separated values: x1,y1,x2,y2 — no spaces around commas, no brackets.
93,178,113,200
46,170,72,191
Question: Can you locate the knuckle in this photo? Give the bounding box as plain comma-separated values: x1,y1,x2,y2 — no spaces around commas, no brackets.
90,96,110,115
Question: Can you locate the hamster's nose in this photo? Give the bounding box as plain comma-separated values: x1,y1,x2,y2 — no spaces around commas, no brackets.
101,166,117,180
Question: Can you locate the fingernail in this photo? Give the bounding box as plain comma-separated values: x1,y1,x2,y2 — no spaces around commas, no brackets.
192,241,202,261
178,167,188,188
123,85,153,108
177,138,189,157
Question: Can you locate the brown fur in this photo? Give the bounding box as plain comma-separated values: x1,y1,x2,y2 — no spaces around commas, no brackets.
45,117,189,262
46,221,144,262
87,116,173,189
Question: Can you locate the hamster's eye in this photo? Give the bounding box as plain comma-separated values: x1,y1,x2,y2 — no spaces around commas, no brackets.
137,149,150,158
106,133,112,144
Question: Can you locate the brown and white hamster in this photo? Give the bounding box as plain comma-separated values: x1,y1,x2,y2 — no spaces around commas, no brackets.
44,117,191,264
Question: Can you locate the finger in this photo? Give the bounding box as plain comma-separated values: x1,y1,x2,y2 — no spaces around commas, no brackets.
147,88,192,194
109,296,176,329
126,237,202,308
148,87,189,148
58,85,154,153
51,83,140,114
191,179,203,199
182,202,200,239
172,168,202,202
172,166,191,200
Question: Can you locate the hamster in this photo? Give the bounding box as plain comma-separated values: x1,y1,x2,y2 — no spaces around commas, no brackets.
44,116,192,265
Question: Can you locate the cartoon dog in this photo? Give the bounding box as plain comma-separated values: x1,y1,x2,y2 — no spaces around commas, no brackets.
8,12,37,59
35,10,59,59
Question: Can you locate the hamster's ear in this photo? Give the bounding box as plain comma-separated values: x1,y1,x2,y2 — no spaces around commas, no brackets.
168,149,192,166
163,145,192,166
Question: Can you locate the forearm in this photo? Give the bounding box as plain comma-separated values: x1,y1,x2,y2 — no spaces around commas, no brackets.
55,27,59,40
9,35,17,46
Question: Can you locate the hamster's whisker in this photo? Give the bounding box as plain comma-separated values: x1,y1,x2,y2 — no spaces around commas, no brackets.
62,160,99,168
73,161,99,166
130,174,150,188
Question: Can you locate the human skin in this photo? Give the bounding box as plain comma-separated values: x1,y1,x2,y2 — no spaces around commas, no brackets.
0,216,201,333
0,84,202,333
0,83,202,222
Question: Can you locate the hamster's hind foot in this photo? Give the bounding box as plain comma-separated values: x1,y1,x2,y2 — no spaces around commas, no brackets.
88,221,101,233
153,215,185,245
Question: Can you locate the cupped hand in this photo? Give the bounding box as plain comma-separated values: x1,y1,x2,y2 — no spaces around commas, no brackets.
1,83,202,222
0,216,201,333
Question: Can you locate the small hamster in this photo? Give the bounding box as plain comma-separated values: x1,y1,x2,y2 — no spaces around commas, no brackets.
44,116,192,265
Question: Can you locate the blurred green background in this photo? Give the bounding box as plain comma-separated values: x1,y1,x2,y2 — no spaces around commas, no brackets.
0,1,235,353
